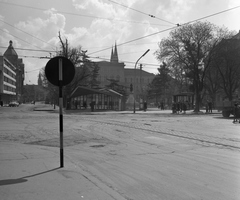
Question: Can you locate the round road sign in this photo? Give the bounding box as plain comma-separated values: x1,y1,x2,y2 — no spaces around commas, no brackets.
45,56,75,86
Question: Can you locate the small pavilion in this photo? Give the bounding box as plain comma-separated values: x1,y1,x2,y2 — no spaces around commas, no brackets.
69,86,123,111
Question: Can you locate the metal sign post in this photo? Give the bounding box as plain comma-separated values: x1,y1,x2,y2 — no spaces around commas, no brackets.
59,58,64,168
45,56,75,168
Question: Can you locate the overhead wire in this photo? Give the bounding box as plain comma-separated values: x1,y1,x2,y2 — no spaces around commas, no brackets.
0,46,56,53
0,1,171,27
89,56,159,67
0,18,57,50
0,28,52,52
184,5,240,25
87,26,176,55
1,1,240,73
0,28,40,50
87,4,240,56
108,0,176,25
2,0,238,57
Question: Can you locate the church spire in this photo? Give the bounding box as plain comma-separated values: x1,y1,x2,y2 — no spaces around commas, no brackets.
110,46,114,62
110,42,119,63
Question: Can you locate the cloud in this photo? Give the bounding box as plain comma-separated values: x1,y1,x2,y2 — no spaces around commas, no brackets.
61,0,134,53
68,0,161,68
0,28,22,51
15,8,66,48
155,0,196,24
73,0,117,17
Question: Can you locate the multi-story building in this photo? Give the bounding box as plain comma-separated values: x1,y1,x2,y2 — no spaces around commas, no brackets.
0,41,25,104
0,55,17,104
69,44,155,111
96,43,155,101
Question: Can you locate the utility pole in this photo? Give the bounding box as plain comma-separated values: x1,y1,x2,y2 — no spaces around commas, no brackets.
133,49,150,113
140,64,143,108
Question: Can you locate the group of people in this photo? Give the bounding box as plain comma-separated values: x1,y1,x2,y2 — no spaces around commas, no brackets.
172,101,188,114
73,101,94,111
205,100,213,113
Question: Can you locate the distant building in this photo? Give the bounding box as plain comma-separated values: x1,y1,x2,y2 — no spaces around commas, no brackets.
69,43,155,111
96,43,155,101
0,41,25,103
97,43,125,88
214,30,240,104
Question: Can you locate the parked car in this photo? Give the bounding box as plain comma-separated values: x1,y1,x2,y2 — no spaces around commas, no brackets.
8,101,19,107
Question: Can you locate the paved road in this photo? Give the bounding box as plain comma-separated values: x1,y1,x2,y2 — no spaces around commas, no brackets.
1,103,240,200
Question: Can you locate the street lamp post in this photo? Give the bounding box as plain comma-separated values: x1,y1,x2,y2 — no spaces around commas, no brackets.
133,49,150,113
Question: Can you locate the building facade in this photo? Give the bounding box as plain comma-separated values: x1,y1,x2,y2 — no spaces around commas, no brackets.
1,41,25,103
96,43,155,102
0,56,17,104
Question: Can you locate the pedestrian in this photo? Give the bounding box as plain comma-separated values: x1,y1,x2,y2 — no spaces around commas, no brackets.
90,101,95,112
205,101,209,113
143,101,147,112
83,102,87,109
233,103,239,123
182,102,187,114
180,101,183,113
160,102,164,110
176,102,180,114
172,102,176,114
208,100,213,113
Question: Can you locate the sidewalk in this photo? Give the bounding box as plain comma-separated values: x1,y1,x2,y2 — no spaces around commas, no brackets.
0,142,125,200
33,103,221,115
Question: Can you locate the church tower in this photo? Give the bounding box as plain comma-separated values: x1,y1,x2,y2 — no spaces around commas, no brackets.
110,42,119,63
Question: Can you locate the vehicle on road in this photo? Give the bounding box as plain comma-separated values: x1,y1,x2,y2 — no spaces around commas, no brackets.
215,99,240,118
172,92,194,113
8,101,19,107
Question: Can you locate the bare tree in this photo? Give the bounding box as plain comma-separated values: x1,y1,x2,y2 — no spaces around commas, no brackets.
41,32,100,108
155,21,226,112
58,32,100,107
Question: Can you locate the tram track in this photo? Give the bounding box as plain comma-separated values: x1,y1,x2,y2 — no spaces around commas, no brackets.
79,118,240,150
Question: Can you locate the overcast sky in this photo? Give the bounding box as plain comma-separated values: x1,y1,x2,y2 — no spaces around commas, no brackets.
0,0,239,85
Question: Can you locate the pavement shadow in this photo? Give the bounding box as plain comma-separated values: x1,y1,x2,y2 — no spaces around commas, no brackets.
0,178,27,186
0,167,60,186
213,116,234,120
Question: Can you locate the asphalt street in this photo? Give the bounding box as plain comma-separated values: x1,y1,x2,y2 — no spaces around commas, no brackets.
0,103,240,200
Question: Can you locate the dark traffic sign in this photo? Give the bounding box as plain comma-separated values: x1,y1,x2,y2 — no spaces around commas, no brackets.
45,56,75,86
